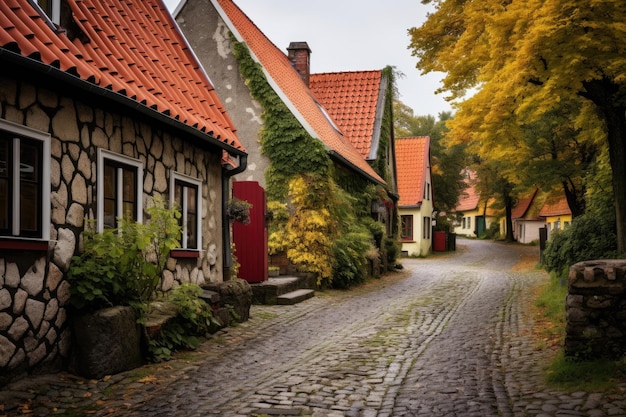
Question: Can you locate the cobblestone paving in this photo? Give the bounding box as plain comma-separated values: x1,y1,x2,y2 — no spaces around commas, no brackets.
2,239,626,416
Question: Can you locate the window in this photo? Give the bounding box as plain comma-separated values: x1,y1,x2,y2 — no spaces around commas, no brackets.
424,182,431,201
36,0,61,24
0,120,50,240
423,217,431,239
97,150,143,231
170,172,202,250
401,215,413,241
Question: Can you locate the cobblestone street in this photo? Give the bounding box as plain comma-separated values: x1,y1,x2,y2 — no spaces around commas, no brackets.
2,239,626,416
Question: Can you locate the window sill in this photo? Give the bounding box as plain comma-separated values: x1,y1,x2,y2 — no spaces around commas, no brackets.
170,249,201,259
401,239,416,243
0,238,49,251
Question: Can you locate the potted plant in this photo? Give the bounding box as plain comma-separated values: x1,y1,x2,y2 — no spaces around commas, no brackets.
227,197,252,224
268,266,280,277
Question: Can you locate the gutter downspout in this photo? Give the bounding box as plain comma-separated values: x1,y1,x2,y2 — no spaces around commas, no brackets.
222,154,248,280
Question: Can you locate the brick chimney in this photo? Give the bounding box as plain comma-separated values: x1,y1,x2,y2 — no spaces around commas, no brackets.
287,42,311,86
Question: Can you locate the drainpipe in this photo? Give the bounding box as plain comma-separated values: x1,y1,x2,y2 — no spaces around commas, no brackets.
222,154,248,280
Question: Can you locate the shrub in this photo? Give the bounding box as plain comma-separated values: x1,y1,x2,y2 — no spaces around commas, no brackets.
67,196,181,314
543,213,618,278
332,224,375,289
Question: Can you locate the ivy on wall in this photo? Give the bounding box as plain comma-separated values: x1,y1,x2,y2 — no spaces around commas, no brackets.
232,40,329,202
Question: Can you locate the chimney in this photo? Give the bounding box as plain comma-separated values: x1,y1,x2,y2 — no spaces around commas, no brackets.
287,42,311,86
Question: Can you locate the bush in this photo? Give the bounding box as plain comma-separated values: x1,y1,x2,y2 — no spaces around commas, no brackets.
67,197,181,314
543,213,618,277
332,224,374,289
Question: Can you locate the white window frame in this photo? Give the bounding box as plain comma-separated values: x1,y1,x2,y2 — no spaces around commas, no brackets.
97,149,143,232
0,119,50,240
34,0,61,25
169,171,202,250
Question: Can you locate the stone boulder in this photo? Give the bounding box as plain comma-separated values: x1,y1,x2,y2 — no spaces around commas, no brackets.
71,306,143,379
204,279,252,323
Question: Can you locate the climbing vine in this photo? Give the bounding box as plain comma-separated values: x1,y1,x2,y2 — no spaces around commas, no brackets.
232,39,329,202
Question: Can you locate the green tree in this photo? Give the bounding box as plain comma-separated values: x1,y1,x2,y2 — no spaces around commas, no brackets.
409,0,626,253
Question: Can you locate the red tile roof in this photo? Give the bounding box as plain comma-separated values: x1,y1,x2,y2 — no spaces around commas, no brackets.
512,188,539,219
0,0,243,153
396,137,429,207
310,71,383,160
539,193,572,217
456,182,480,212
212,0,385,185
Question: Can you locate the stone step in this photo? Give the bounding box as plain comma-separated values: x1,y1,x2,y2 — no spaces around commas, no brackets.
276,289,315,305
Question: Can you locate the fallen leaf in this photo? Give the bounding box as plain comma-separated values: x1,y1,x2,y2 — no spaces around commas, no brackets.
137,375,157,384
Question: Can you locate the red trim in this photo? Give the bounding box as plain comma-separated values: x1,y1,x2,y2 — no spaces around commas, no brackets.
170,249,201,259
0,239,49,251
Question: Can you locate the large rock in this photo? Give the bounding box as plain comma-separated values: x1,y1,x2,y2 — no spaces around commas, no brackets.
205,278,252,323
71,306,143,379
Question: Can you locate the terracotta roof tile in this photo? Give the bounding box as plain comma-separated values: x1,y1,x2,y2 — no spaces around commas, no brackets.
539,193,572,217
212,0,384,184
0,0,243,152
455,182,480,212
512,189,538,219
310,70,383,160
396,137,429,207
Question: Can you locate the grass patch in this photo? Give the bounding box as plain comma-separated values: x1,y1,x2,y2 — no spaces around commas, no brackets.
546,352,626,391
533,272,567,344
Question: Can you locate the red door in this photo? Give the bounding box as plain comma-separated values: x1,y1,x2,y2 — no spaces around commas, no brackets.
232,181,268,283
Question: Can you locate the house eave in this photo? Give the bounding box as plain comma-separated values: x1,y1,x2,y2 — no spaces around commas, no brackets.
0,49,247,159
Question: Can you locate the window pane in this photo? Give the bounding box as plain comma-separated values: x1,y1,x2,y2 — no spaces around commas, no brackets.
122,167,136,221
20,183,38,232
103,163,116,228
186,186,197,249
0,139,8,232
104,199,116,228
20,140,42,236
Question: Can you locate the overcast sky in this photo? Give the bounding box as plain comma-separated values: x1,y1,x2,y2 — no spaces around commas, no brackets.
165,0,453,117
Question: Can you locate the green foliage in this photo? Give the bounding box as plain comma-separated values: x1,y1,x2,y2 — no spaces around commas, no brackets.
147,283,220,362
546,353,626,392
267,201,290,255
332,223,375,289
384,236,401,270
543,214,618,278
67,197,181,314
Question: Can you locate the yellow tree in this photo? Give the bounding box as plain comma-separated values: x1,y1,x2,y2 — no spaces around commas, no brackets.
410,0,626,252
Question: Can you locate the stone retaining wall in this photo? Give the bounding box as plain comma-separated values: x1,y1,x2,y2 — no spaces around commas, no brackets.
566,260,626,359
0,75,225,385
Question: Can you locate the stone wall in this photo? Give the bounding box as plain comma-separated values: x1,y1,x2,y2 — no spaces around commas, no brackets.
0,75,225,384
566,260,626,359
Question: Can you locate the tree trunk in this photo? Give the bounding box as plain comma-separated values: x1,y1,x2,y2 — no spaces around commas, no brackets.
605,107,626,255
582,78,626,255
504,192,515,242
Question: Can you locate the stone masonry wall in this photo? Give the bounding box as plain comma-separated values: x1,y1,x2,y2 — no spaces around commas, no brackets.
566,260,626,359
0,75,225,384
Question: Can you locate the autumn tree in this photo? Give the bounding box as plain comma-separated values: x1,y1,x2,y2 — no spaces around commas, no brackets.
409,0,626,253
